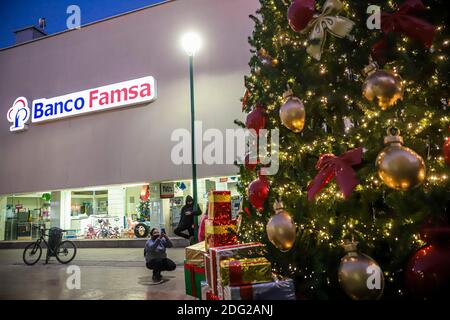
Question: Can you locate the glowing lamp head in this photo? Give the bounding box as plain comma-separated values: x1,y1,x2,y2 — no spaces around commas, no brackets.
182,32,202,56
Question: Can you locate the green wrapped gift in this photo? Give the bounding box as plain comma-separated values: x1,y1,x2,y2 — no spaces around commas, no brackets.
184,260,206,299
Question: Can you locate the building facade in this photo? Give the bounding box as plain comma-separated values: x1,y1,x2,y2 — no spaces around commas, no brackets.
0,0,258,240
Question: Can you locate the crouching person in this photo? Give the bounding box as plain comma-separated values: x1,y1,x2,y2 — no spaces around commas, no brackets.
144,228,176,282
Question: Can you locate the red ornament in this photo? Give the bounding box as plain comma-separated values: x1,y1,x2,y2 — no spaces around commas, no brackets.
443,136,450,165
245,104,266,135
287,0,316,33
307,148,363,201
248,175,270,212
244,153,259,171
405,227,450,299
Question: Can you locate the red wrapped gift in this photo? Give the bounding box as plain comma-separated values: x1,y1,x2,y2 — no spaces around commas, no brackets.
208,243,265,298
220,257,272,287
208,191,231,221
205,218,237,249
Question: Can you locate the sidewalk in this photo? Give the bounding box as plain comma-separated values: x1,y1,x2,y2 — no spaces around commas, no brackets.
0,237,190,249
0,248,193,300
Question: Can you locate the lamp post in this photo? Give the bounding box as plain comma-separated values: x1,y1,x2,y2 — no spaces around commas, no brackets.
182,32,202,215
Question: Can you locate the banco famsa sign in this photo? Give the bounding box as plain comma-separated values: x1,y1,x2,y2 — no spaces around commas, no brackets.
7,76,157,132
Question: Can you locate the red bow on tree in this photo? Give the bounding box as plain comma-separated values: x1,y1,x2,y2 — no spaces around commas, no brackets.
372,0,435,64
307,148,363,201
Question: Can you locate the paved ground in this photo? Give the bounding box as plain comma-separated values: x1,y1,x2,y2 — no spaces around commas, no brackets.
0,248,194,300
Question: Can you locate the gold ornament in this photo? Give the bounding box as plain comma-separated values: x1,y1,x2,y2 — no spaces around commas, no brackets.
279,89,305,133
303,0,355,61
266,200,297,252
338,241,384,300
362,62,404,110
376,128,426,190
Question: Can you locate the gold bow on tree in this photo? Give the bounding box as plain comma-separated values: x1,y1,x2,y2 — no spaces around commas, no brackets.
303,0,354,61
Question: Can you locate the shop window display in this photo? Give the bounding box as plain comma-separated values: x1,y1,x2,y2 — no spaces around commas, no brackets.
4,193,52,241
0,177,241,242
70,190,126,239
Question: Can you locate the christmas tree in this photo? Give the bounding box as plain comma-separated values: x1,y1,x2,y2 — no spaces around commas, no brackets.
138,198,150,221
237,0,449,299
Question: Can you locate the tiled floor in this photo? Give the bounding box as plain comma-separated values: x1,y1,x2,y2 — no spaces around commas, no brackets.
0,248,194,300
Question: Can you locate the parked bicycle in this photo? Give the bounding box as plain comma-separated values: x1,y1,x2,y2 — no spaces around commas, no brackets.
23,226,77,265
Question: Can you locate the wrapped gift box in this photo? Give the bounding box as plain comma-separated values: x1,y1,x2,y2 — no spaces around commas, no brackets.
204,253,212,288
184,260,206,299
206,290,220,300
208,243,265,297
185,241,207,267
223,278,296,300
205,219,237,249
208,191,231,221
200,280,210,300
220,257,272,287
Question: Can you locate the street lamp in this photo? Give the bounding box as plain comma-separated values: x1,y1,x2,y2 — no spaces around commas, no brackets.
181,32,201,214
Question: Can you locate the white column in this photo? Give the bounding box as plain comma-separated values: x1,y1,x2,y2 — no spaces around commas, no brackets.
50,191,62,228
108,187,125,227
61,191,72,230
0,197,7,241
162,199,171,235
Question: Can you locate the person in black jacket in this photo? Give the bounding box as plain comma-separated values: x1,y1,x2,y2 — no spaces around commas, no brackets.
174,195,202,244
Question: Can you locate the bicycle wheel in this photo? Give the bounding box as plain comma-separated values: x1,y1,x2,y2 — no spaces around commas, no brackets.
23,242,42,265
55,240,77,264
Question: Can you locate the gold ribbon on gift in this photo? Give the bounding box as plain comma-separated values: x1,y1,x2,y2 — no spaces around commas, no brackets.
303,0,354,61
185,241,207,266
206,223,237,235
208,192,231,203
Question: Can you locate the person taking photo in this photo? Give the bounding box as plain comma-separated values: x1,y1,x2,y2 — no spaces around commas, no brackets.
144,228,176,282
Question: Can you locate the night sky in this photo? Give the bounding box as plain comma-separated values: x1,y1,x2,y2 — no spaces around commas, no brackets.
0,0,164,48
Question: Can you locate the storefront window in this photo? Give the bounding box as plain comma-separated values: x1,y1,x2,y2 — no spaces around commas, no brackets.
1,192,52,241
0,176,241,241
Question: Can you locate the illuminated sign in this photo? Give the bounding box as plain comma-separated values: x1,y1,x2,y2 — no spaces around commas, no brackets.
160,183,175,199
7,76,157,132
7,97,30,132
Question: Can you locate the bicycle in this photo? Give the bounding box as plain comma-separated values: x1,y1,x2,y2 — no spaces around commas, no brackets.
23,226,77,265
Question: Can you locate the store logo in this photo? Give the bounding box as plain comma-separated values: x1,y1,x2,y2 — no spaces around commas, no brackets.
7,97,30,132
7,76,157,132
